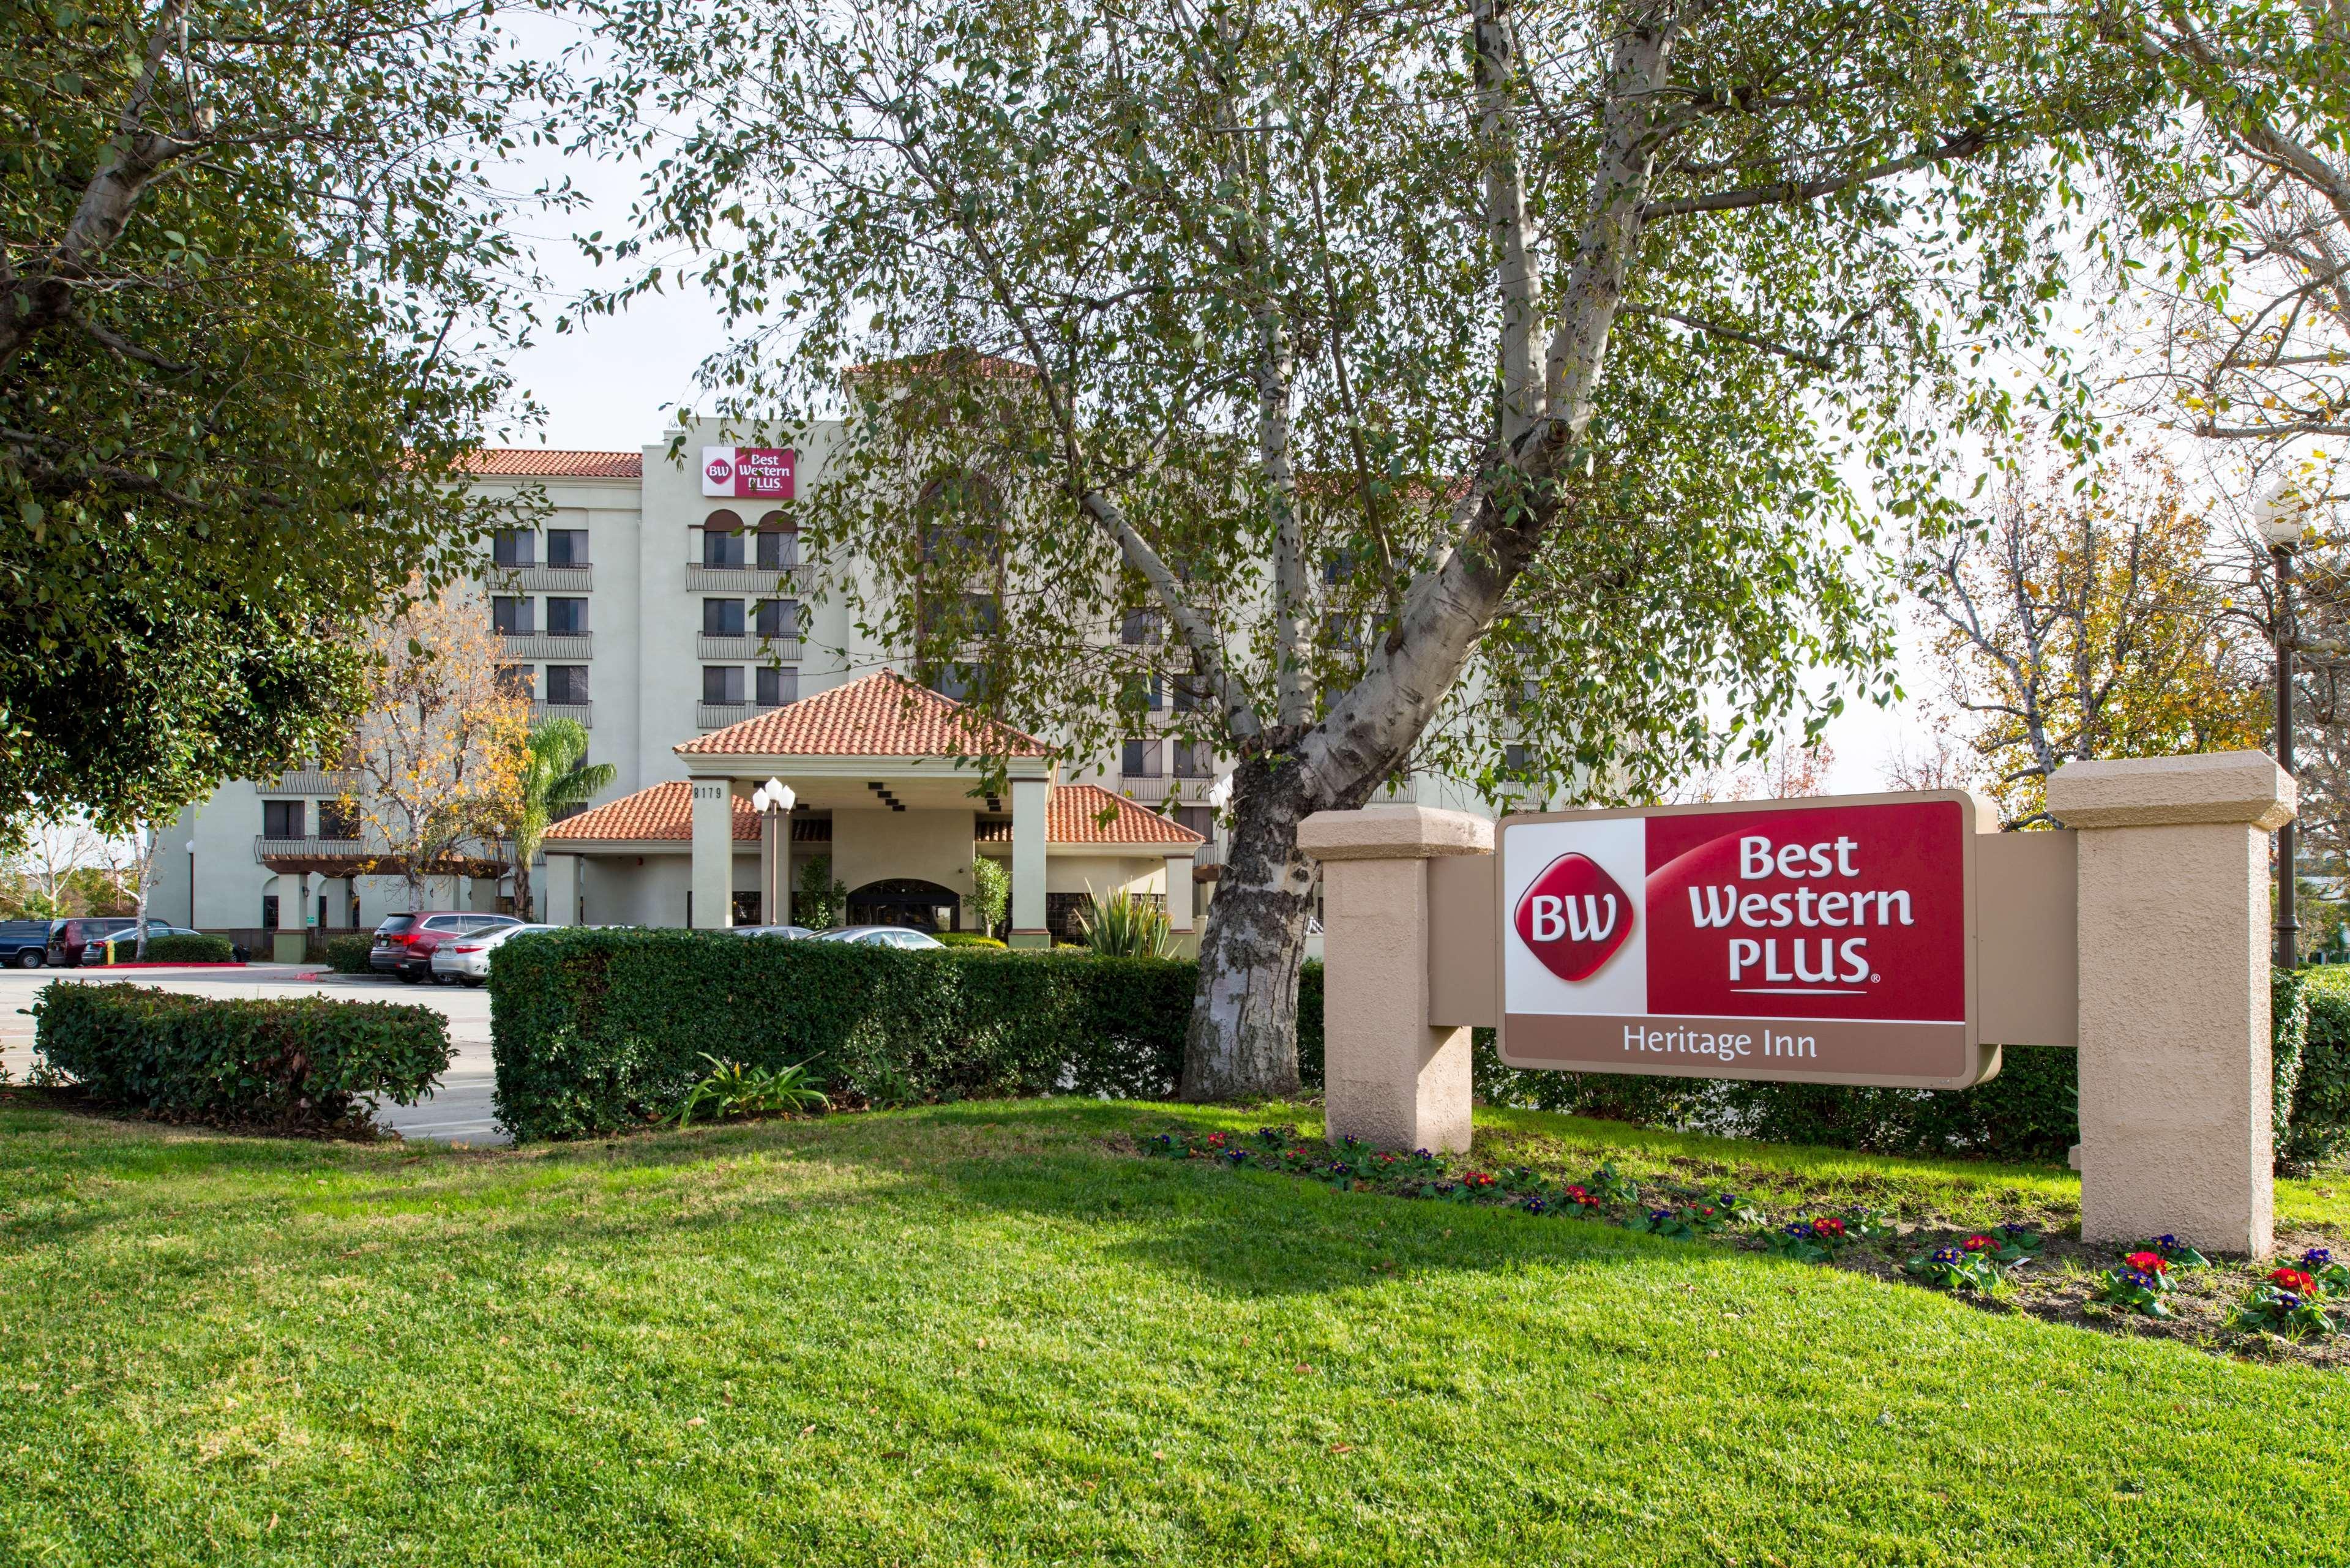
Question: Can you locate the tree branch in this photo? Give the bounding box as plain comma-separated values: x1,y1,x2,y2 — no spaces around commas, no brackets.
1641,125,1997,222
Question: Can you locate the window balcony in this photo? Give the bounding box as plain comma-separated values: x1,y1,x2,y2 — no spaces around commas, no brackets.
696,696,793,730
686,562,812,592
253,834,373,864
501,632,593,660
1116,774,1219,805
697,634,801,662
531,701,592,729
488,564,594,592
261,769,360,796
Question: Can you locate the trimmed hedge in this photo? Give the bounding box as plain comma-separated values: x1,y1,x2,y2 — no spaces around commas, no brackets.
2290,967,2350,1170
324,934,374,974
141,932,236,963
490,929,1199,1140
33,982,450,1127
934,933,1008,949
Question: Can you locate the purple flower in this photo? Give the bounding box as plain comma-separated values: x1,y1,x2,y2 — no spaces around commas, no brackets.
1648,1208,1674,1223
1931,1247,1961,1266
1783,1223,1812,1239
2303,1247,2333,1269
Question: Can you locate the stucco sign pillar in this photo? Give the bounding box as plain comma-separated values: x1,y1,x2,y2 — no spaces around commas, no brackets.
1303,749,2295,1258
689,778,735,929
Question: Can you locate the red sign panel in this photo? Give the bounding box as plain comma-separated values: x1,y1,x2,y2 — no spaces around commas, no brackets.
700,445,796,499
1497,794,1988,1088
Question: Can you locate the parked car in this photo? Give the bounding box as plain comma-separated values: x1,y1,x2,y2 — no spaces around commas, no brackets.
0,919,59,968
370,912,522,982
814,925,946,950
48,916,136,967
78,921,247,965
431,922,553,985
730,924,815,940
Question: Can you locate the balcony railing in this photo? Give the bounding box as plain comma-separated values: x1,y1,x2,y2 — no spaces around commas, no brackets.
254,834,371,863
500,632,593,660
531,701,593,729
685,562,812,592
261,769,360,796
696,700,790,730
1117,774,1218,805
487,564,594,592
697,634,802,662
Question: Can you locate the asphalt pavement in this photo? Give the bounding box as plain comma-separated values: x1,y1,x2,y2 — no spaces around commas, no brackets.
0,962,507,1145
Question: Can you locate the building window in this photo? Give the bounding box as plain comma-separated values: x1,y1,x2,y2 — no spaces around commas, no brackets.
1121,737,1159,778
261,893,279,930
756,665,797,707
1503,742,1533,774
492,595,533,635
1171,740,1213,778
703,666,745,704
702,510,746,567
1175,805,1214,840
263,799,306,839
547,597,589,635
1120,609,1161,644
318,801,359,841
493,528,536,567
1171,675,1207,714
547,528,589,567
755,514,798,570
495,665,536,699
966,592,1001,637
1120,674,1163,714
546,665,589,705
755,597,800,639
703,598,746,637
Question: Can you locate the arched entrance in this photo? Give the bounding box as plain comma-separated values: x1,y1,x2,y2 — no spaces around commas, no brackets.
845,878,961,932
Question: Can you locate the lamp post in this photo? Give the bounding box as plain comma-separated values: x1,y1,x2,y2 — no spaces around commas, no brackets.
751,777,796,925
2258,483,2309,969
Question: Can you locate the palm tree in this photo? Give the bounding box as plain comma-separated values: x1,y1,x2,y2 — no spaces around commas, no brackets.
509,718,615,920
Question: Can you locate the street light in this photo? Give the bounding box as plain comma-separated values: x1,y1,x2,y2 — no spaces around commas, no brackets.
2257,481,2311,969
751,779,795,924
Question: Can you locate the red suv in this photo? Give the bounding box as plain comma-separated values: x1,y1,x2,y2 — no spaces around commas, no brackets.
48,917,137,968
370,913,520,982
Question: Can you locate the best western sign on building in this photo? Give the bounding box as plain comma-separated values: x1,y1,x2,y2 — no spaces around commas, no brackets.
1498,794,1988,1089
700,446,796,499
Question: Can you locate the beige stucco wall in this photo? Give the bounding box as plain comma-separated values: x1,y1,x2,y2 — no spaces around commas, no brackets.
1045,854,1166,898
832,808,978,905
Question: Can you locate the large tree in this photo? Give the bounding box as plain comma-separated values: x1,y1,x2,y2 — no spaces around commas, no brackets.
579,0,2172,1097
0,0,567,844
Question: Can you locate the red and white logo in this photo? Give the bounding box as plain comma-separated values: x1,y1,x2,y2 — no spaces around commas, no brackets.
700,444,796,498
703,453,735,487
1513,853,1634,982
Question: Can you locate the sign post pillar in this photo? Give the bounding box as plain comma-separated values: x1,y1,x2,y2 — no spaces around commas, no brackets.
1298,806,1491,1153
2046,752,2294,1257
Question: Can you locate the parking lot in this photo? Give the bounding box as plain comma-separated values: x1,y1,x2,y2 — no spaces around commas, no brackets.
0,963,507,1144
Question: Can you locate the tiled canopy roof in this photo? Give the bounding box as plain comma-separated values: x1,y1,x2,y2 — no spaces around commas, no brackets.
676,670,1051,758
547,779,1200,848
544,782,757,843
1047,783,1205,845
460,449,644,479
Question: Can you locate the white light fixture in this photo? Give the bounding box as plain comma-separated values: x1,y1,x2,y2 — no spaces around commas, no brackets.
1207,773,1233,810
2256,479,2311,550
752,778,795,814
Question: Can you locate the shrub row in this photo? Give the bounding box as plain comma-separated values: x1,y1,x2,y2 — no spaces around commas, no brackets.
2291,967,2350,1169
140,932,236,963
34,982,451,1128
323,934,375,974
489,929,1201,1140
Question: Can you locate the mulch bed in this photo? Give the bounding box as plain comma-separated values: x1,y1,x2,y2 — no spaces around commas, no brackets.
1136,1122,2350,1370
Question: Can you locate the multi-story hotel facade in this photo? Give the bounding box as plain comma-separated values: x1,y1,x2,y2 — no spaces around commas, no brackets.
149,430,1495,955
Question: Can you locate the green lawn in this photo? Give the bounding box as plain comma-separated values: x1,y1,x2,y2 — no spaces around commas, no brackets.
4,1097,2348,1567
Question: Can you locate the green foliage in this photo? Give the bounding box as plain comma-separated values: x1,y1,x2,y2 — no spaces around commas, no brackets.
324,935,376,975
511,719,616,919
674,1055,829,1126
794,856,848,930
1076,890,1172,958
935,932,1007,949
488,930,1198,1139
2291,968,2350,1169
0,0,571,843
139,933,234,964
31,981,449,1127
2273,966,2310,1163
968,856,1009,938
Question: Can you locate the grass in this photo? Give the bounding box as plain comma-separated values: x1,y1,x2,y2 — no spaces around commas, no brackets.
4,1096,2350,1567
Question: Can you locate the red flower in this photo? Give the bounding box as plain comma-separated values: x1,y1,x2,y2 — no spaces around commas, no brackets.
2123,1251,2168,1273
1963,1234,1997,1252
2269,1266,2318,1294
1812,1218,1846,1238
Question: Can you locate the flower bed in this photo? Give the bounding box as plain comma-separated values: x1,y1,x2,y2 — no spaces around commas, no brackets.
1140,1124,2350,1366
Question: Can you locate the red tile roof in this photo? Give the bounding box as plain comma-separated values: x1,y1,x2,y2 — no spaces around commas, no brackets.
547,779,1200,848
1048,783,1205,845
460,449,643,479
675,670,1051,759
544,781,756,843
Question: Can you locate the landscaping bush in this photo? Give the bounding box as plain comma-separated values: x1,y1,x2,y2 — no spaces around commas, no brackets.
324,934,375,974
32,982,450,1127
141,932,236,963
934,932,1007,949
490,929,1199,1139
2291,967,2350,1170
